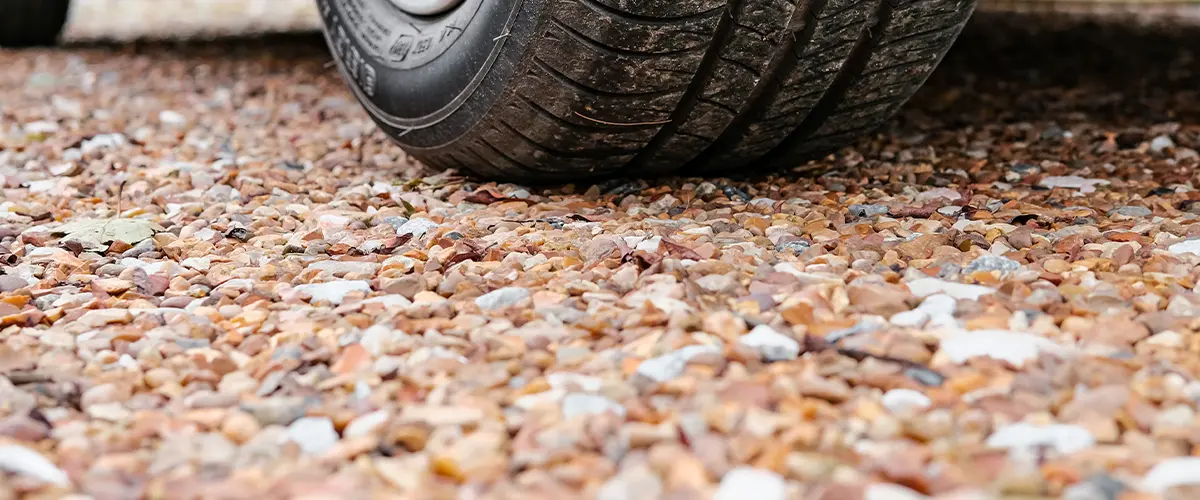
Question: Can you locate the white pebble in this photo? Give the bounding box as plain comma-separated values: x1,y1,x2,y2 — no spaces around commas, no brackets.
0,444,71,487
1039,175,1110,194
285,417,339,455
1168,239,1200,257
906,278,995,301
939,329,1069,366
561,393,625,419
881,389,932,415
739,325,800,362
159,110,186,125
475,287,530,310
343,410,390,438
1142,457,1200,494
294,280,372,305
396,218,440,238
714,467,786,500
986,422,1095,454
635,344,721,382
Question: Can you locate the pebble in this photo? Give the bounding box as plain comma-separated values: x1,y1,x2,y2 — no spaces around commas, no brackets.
1040,176,1110,193
962,254,1020,274
775,240,811,254
344,410,390,438
0,444,71,486
881,389,933,415
596,465,664,500
986,422,1096,454
1168,239,1200,257
475,287,531,310
1063,474,1126,500
285,417,339,455
939,329,1069,366
849,204,890,217
307,260,380,276
1142,457,1200,494
1150,135,1176,153
0,275,29,292
1109,205,1152,218
294,280,372,305
561,393,626,419
738,325,801,362
906,278,995,301
714,467,787,500
635,344,722,382
395,218,440,238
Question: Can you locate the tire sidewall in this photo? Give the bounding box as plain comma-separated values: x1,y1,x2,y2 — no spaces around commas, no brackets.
320,0,529,148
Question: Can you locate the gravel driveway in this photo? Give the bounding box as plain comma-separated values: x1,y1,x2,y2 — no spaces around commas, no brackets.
1,13,1200,500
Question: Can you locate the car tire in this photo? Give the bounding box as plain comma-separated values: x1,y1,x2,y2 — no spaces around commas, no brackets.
321,0,976,182
0,0,71,47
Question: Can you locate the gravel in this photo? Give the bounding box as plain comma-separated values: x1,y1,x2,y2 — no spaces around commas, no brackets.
2,12,1200,499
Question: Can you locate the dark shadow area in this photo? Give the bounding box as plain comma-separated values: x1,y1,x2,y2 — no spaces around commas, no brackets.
903,11,1200,129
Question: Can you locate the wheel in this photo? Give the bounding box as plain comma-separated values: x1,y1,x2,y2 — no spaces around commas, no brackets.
0,0,71,47
321,0,976,182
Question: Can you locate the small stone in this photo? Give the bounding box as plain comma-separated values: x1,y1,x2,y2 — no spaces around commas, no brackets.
475,287,530,310
939,329,1070,366
294,280,372,305
81,133,128,154
1109,206,1152,218
739,325,801,362
775,240,811,254
907,278,995,301
307,260,380,276
77,309,133,327
986,422,1096,454
159,110,186,126
714,467,786,500
396,218,440,238
849,204,890,217
344,410,390,438
636,344,721,382
0,275,29,292
1144,330,1184,348
92,278,133,294
1142,457,1200,494
1168,239,1200,257
285,417,339,455
1063,473,1126,500
963,255,1020,274
0,444,71,486
220,411,261,444
1039,176,1110,193
696,274,737,293
562,393,625,419
596,465,664,500
1150,135,1176,153
881,389,932,415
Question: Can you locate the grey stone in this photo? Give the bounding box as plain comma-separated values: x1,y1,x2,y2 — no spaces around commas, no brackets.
849,204,889,217
963,254,1021,274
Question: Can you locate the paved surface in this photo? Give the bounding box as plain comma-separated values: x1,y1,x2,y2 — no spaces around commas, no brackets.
1,12,1200,500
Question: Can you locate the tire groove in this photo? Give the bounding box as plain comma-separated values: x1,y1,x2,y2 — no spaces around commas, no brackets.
681,0,834,170
533,57,686,100
550,17,711,57
759,0,893,163
516,94,660,133
574,0,728,25
621,0,741,171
